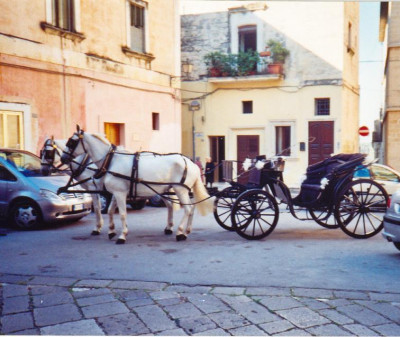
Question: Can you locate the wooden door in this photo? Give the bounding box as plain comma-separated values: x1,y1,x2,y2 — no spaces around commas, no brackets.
308,121,334,165
210,136,225,182
237,135,259,183
104,123,121,145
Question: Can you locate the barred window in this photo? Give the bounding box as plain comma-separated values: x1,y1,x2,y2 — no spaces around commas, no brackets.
315,98,330,116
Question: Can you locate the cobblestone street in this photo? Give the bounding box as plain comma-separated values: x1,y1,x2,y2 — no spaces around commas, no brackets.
1,273,400,335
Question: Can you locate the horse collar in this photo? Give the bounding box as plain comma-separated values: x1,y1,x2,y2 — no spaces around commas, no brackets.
93,144,117,179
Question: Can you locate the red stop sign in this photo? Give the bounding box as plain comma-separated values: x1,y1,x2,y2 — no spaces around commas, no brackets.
358,126,369,137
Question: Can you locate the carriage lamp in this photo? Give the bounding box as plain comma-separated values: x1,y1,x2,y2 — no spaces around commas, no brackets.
182,59,193,78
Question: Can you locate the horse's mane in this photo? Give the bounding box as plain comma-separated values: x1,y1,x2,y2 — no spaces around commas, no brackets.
91,133,111,145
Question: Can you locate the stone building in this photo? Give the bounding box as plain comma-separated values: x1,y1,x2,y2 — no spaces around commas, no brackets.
0,0,181,153
181,2,360,187
377,2,400,171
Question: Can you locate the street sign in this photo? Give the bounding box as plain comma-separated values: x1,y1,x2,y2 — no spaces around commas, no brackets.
358,126,369,137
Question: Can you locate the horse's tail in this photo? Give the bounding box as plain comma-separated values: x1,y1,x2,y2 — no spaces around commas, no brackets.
192,177,214,216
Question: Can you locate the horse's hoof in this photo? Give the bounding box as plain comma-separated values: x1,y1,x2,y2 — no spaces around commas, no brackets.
116,239,126,245
108,233,116,240
164,229,173,235
176,234,187,241
91,230,100,236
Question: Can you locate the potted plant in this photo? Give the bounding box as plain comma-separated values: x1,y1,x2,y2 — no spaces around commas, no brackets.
266,39,289,74
237,50,260,76
204,51,225,77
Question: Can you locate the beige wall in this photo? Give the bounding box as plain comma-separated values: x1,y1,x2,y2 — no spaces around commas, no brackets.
0,0,181,153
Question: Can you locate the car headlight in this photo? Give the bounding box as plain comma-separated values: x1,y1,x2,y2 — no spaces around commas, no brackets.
40,189,64,202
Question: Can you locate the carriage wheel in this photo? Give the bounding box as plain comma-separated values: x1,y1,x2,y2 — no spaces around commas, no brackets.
309,207,339,229
213,186,241,231
334,179,389,239
231,190,279,240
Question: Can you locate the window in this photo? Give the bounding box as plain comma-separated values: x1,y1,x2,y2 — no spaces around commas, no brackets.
0,165,16,181
0,111,23,149
239,25,257,52
315,98,330,116
130,1,146,53
104,123,124,146
152,113,160,130
370,165,399,182
51,0,75,31
275,126,291,156
242,101,253,114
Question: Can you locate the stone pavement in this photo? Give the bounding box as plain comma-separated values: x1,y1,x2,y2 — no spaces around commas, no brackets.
1,273,400,336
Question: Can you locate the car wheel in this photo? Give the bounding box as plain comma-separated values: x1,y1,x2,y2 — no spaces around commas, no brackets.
394,242,400,251
148,195,166,207
129,199,147,210
9,200,43,230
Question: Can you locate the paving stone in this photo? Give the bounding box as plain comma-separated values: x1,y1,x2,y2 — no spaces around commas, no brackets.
164,302,202,319
229,324,267,335
81,300,129,319
125,298,155,308
9,327,40,335
208,311,249,329
166,285,212,294
133,304,177,332
40,319,105,335
214,294,252,307
246,286,291,296
29,285,69,296
373,323,400,336
74,279,112,288
29,276,77,287
337,304,390,326
0,274,31,284
72,287,112,299
193,328,230,336
97,312,149,335
276,307,330,328
109,280,167,291
76,294,117,307
156,328,187,335
178,315,217,334
292,288,334,299
334,290,369,300
258,296,302,311
232,300,280,324
298,297,331,310
306,323,353,336
150,290,181,301
319,308,354,325
34,303,82,327
0,312,34,334
2,295,29,314
212,286,245,295
157,297,185,306
2,284,29,298
275,328,312,336
355,300,400,322
326,298,353,308
259,319,295,334
369,292,400,302
342,323,380,336
113,289,150,301
187,293,230,314
32,291,74,308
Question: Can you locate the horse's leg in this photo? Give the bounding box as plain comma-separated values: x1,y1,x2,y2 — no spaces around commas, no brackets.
113,192,128,244
91,194,104,235
174,190,193,241
163,199,174,235
108,196,118,240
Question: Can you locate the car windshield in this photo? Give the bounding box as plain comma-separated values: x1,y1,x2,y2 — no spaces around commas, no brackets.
0,150,43,177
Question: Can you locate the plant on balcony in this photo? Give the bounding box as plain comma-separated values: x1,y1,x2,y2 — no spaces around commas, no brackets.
204,51,226,77
237,50,260,76
266,39,289,74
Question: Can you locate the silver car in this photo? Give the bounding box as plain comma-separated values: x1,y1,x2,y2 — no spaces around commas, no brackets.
383,189,400,251
0,148,92,230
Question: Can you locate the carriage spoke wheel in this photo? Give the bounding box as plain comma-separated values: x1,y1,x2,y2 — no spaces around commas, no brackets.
213,186,241,231
309,206,339,229
231,190,279,240
334,179,389,239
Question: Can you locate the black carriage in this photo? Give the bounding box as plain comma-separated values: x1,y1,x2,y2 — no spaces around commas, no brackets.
214,153,389,240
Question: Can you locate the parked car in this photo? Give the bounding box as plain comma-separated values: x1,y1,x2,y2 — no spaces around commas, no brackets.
354,163,400,195
383,189,400,251
0,148,92,229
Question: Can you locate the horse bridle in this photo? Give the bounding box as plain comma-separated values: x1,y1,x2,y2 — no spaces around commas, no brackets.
40,138,62,167
62,130,87,163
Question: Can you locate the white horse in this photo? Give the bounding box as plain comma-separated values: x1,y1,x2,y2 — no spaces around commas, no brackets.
40,137,118,235
60,128,213,244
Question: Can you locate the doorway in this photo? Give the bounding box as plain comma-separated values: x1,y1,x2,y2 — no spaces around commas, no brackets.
308,121,334,165
209,136,225,182
237,135,259,183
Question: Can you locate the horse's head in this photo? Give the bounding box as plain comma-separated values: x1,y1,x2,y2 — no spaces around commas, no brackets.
40,137,58,176
61,128,86,165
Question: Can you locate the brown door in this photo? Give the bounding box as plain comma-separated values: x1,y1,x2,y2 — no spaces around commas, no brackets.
237,135,259,183
308,121,334,165
209,136,225,182
104,123,121,145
